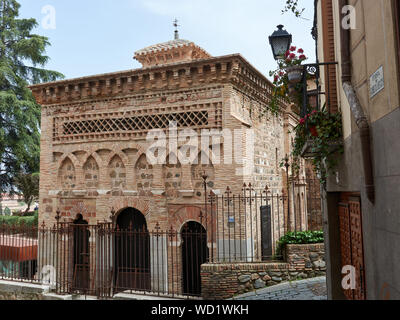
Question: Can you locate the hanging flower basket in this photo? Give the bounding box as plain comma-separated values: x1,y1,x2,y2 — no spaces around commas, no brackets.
269,46,308,113
285,65,304,84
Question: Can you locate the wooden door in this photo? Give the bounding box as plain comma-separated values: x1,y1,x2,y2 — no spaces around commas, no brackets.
339,194,366,300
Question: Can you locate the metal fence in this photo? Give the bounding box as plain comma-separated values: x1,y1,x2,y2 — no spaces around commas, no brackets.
203,185,288,263
0,183,321,299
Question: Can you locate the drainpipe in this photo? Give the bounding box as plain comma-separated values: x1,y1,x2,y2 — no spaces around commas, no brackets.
339,0,375,204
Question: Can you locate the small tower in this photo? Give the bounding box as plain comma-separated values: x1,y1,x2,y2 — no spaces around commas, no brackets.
133,20,211,68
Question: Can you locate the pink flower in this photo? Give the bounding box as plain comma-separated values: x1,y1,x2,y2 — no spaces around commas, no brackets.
312,110,317,115
297,48,304,54
299,54,306,60
289,53,296,59
274,75,279,82
279,71,285,76
285,50,290,58
290,46,296,52
300,118,305,125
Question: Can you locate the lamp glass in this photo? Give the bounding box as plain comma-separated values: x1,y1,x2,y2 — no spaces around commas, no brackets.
269,25,292,60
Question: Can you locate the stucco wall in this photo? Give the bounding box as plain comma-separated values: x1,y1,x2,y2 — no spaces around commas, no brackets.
326,108,400,299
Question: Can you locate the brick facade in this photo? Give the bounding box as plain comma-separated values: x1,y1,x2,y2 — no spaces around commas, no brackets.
30,39,306,231
30,38,311,294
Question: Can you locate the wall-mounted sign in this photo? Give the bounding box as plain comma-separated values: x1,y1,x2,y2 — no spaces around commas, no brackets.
370,66,384,98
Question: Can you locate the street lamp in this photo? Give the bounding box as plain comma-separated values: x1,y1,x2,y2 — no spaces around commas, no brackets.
269,25,292,61
284,155,291,233
268,25,338,157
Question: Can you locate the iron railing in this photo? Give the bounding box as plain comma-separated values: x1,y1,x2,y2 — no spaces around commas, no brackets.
0,182,321,299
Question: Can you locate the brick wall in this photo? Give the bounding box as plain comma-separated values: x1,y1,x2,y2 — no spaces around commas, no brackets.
201,243,326,300
284,243,326,272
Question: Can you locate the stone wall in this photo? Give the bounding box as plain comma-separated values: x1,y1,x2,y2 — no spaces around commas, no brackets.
284,243,326,273
0,281,46,300
201,243,326,300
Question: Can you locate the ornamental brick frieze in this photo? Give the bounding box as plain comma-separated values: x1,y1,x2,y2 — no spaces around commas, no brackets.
30,55,275,108
42,86,223,117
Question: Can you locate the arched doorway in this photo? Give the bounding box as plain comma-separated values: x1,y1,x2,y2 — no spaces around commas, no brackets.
72,214,90,293
114,208,151,292
181,221,208,296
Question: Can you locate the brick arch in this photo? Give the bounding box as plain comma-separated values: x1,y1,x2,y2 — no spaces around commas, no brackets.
131,149,147,169
82,151,105,169
163,153,182,197
135,153,153,195
109,197,150,217
107,154,127,190
172,206,214,249
82,155,100,190
172,206,206,232
57,153,81,171
58,156,78,190
105,150,130,168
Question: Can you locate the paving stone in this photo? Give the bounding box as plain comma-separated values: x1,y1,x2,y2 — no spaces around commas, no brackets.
254,279,266,289
232,277,327,301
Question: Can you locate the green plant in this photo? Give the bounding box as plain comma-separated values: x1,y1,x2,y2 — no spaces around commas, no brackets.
292,106,344,185
4,207,11,216
14,172,39,213
281,0,306,17
269,46,308,114
276,230,324,257
0,211,38,227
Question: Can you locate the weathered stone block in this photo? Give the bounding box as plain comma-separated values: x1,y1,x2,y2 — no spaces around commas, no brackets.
254,279,266,289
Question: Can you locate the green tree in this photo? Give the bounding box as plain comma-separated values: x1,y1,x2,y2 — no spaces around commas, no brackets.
281,0,306,17
0,0,63,193
14,172,38,213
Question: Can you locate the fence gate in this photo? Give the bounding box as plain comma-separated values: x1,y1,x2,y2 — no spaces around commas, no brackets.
260,205,273,260
181,222,208,296
339,193,366,300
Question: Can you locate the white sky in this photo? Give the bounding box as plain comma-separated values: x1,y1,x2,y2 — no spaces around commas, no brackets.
18,0,315,81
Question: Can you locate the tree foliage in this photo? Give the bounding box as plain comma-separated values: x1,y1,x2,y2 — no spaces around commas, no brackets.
281,0,306,18
14,172,39,213
0,0,63,193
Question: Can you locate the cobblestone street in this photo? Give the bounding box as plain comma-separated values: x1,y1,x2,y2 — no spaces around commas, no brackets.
231,277,327,300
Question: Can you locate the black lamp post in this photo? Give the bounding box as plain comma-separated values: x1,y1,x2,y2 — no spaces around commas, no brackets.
284,155,291,233
269,25,292,61
268,25,338,156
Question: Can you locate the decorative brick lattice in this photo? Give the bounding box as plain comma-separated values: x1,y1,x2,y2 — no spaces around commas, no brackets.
54,109,212,142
